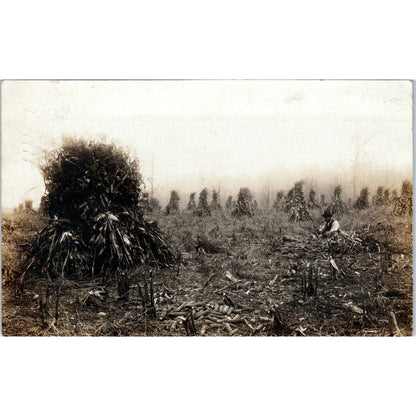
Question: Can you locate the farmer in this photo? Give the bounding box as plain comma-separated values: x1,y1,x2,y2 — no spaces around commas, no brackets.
319,208,340,236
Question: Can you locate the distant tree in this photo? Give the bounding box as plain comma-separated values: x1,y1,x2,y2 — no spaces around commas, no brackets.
165,191,180,215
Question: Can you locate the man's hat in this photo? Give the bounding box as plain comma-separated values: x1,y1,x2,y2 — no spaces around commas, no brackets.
322,207,333,218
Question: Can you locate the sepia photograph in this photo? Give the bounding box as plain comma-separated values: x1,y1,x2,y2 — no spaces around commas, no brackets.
1,80,413,336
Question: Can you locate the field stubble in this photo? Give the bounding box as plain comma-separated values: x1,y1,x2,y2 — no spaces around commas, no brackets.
1,207,413,336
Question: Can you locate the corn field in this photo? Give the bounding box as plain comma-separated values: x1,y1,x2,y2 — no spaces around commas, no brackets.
1,140,413,337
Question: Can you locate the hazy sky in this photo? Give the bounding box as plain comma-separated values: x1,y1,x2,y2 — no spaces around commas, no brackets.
1,80,413,208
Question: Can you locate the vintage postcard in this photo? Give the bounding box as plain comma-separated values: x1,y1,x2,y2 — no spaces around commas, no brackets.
1,80,413,336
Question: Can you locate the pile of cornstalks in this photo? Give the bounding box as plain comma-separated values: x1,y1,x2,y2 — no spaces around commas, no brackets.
195,188,211,217
165,191,180,215
393,180,412,217
27,139,175,281
329,186,347,217
187,192,196,211
210,190,222,211
273,191,285,212
285,181,311,222
308,189,320,209
232,187,253,217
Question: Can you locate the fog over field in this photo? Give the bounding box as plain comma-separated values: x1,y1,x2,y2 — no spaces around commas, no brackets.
1,80,412,209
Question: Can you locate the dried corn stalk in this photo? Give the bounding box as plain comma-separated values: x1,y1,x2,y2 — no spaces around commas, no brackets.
273,191,285,212
329,185,347,217
285,181,311,222
165,190,180,215
187,192,196,211
210,190,222,211
232,187,253,217
28,138,175,280
393,180,412,216
354,187,370,210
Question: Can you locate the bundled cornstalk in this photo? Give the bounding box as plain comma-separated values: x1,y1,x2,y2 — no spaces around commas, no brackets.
195,188,211,217
27,138,175,281
25,199,34,212
165,190,180,215
384,189,391,204
354,187,370,210
308,188,320,209
273,191,285,212
329,185,347,217
210,190,222,211
225,196,233,210
232,187,253,217
373,186,387,207
393,180,412,216
141,192,161,213
187,192,197,211
285,181,311,222
320,194,326,207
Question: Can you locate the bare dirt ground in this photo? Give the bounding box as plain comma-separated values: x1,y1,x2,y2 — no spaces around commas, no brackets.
1,207,412,336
